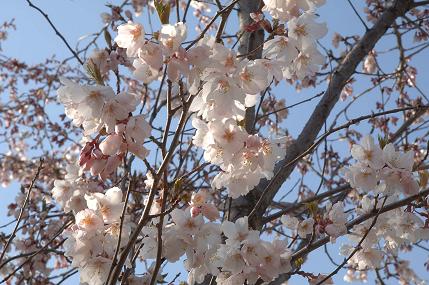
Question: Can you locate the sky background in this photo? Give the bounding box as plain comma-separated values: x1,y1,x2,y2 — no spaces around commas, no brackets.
1,0,429,284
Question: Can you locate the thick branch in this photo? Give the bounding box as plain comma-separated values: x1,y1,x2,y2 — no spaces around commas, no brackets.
292,187,429,262
246,0,414,229
237,0,264,134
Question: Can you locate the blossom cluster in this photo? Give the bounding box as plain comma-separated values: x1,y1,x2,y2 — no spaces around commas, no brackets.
49,163,126,284
50,0,332,283
341,194,429,283
282,201,348,242
262,0,327,80
193,118,285,198
63,187,130,285
280,135,428,283
263,0,326,22
58,78,152,179
341,136,428,283
112,0,328,197
139,195,292,285
53,178,130,285
51,163,101,213
3,0,429,284
343,135,419,196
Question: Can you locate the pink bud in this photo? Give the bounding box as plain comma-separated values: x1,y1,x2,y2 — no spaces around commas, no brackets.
128,141,149,159
115,123,126,135
100,155,122,179
201,204,219,221
99,134,122,156
190,206,201,218
79,142,94,166
82,158,94,171
90,159,107,176
92,148,104,159
401,173,419,196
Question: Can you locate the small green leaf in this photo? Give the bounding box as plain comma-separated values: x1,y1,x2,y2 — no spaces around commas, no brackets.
237,119,245,127
306,201,318,215
104,28,112,49
174,177,183,192
294,257,304,267
154,0,170,24
85,59,104,85
420,171,429,188
377,134,388,149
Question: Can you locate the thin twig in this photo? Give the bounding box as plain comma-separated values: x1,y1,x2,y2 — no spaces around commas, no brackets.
0,159,44,266
315,196,387,285
249,105,429,222
347,0,369,30
25,0,84,65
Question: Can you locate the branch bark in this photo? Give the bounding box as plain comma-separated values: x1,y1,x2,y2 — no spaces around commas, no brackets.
200,1,264,284
267,187,429,285
237,0,264,134
239,0,414,231
227,0,266,227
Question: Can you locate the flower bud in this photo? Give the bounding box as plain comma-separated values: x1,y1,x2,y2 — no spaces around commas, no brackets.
99,134,122,156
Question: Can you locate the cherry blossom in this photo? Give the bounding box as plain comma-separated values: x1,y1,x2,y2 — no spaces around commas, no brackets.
114,21,145,57
6,0,429,284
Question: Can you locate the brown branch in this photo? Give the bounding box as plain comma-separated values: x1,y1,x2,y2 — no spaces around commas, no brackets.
269,187,429,284
413,1,429,7
314,196,388,285
108,94,195,285
291,187,429,263
257,92,325,121
185,0,240,50
243,0,414,229
149,175,168,285
0,218,73,283
346,0,369,30
262,184,352,224
249,105,429,223
237,0,264,134
388,107,427,143
105,173,134,285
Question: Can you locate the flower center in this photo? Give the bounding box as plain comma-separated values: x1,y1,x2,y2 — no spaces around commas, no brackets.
89,91,102,99
165,38,174,50
363,149,373,161
225,54,235,69
218,80,231,93
222,129,235,143
82,215,96,227
131,25,142,41
294,24,308,37
240,69,253,82
100,205,111,217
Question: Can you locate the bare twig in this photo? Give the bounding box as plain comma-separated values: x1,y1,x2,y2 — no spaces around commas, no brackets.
0,159,44,266
25,0,84,65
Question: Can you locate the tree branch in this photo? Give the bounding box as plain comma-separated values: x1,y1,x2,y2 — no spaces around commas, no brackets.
0,159,43,267
246,0,414,229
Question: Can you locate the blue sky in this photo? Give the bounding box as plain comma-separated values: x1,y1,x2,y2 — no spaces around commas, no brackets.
1,0,429,284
